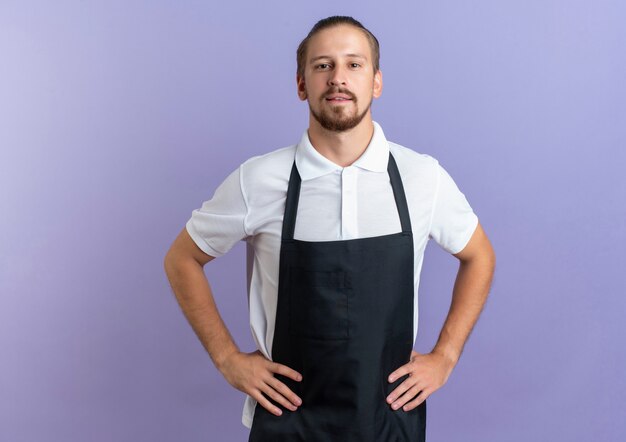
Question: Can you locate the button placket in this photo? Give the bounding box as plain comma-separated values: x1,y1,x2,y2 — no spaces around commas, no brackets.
341,167,358,239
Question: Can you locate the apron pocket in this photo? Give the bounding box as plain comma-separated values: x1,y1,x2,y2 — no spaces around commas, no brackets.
288,268,350,340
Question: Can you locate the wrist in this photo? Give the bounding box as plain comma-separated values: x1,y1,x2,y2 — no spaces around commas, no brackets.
215,348,240,374
432,345,460,367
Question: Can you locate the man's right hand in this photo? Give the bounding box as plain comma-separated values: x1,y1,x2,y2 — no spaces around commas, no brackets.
219,349,303,416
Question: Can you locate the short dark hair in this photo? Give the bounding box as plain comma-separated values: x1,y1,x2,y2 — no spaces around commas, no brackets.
296,16,380,79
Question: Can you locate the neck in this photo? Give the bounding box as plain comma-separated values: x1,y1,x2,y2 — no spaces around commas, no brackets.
307,116,375,167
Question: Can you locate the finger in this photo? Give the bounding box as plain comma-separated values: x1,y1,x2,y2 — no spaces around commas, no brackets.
259,381,299,412
269,361,303,382
391,383,423,410
386,375,417,405
251,389,283,417
388,363,411,383
266,376,302,407
402,388,429,411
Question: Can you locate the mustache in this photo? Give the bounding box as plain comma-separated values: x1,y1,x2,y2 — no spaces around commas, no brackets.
324,89,356,100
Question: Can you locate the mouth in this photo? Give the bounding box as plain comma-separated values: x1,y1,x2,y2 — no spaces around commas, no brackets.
326,92,352,99
325,95,353,104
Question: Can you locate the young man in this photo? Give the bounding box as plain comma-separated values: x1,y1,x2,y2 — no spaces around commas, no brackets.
164,16,495,442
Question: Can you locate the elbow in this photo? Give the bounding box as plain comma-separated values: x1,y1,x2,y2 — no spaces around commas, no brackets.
477,244,496,283
163,249,174,278
163,247,181,279
479,242,496,271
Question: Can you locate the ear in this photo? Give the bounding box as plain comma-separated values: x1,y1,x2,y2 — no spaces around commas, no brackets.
373,69,383,98
296,74,307,101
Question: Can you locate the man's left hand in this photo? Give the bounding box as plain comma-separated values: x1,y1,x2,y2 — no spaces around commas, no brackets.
386,350,456,411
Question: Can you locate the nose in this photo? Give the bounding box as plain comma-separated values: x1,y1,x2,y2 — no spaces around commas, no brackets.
328,65,347,87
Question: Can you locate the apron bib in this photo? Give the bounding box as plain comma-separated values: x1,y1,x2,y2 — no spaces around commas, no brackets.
248,153,426,441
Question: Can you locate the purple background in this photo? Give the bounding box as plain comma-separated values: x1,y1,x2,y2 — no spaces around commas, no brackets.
1,1,625,441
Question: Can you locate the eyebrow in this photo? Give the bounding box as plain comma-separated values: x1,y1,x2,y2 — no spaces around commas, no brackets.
309,53,367,63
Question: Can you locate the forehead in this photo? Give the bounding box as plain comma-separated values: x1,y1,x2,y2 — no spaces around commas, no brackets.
307,25,371,62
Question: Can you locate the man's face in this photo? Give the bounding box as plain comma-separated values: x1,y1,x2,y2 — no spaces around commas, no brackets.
297,25,383,132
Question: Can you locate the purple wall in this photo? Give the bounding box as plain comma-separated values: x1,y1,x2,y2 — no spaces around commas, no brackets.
1,1,624,441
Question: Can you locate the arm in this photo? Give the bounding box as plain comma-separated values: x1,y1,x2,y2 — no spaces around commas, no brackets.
163,227,238,371
433,220,496,366
385,221,496,411
163,227,303,416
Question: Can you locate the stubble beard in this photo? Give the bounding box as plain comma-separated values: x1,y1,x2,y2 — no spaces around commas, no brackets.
309,95,373,133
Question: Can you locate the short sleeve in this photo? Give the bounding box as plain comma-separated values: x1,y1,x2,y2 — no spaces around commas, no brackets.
428,161,479,254
185,166,249,258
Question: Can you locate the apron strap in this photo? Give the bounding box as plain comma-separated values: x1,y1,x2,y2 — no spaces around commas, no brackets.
387,153,413,234
282,152,412,240
282,161,302,240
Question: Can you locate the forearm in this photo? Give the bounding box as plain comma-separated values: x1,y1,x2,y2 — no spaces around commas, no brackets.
432,255,495,366
164,256,239,373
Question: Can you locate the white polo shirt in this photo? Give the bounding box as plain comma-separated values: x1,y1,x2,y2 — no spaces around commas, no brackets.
185,120,479,428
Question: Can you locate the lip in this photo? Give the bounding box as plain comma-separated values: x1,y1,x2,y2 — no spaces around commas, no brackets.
325,93,352,101
326,99,352,105
325,95,353,105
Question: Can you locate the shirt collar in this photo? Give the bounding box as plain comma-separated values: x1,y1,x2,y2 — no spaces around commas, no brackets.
295,120,390,181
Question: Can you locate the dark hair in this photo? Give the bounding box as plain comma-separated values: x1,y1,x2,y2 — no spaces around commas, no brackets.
296,16,380,79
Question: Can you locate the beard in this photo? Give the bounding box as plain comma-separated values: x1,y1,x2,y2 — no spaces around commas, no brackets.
309,94,373,132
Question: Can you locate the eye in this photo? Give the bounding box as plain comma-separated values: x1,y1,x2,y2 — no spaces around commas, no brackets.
350,63,361,68
316,63,331,69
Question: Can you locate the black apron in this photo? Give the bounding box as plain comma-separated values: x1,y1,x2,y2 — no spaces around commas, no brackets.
248,153,426,441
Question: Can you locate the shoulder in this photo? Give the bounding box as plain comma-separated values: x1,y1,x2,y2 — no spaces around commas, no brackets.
388,141,439,181
239,144,296,205
240,145,295,179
